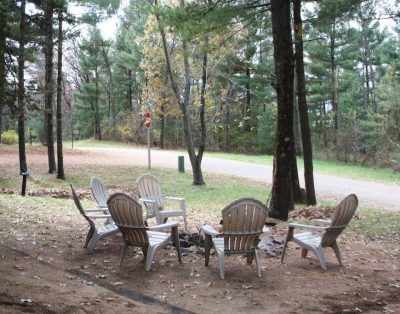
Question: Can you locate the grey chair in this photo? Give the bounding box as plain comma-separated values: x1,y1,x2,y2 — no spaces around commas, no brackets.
281,194,358,269
70,183,118,251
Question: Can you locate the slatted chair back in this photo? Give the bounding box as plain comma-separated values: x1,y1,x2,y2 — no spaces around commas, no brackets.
107,193,149,247
91,177,109,208
221,198,268,254
70,183,96,231
136,174,164,217
321,194,358,247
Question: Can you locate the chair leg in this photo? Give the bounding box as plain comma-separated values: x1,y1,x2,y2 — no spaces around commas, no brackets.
246,252,253,265
312,247,327,270
142,246,148,261
281,226,293,263
204,234,212,266
217,251,225,279
85,228,95,248
301,248,308,258
120,242,128,266
145,246,157,271
331,241,342,265
254,249,261,278
87,231,100,251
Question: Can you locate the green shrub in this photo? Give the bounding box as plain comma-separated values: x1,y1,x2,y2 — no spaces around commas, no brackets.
1,130,18,145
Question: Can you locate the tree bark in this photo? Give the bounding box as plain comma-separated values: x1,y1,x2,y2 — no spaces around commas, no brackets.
44,4,56,173
294,0,316,205
56,9,65,180
329,21,338,146
0,4,6,143
269,0,294,221
223,60,233,152
154,0,206,185
18,0,28,175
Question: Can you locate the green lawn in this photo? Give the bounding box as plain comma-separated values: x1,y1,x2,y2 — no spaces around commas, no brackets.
64,139,400,185
1,164,398,239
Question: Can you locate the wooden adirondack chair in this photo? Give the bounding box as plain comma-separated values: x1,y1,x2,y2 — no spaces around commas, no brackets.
281,194,358,269
70,184,119,251
202,198,269,279
107,193,182,271
136,174,188,230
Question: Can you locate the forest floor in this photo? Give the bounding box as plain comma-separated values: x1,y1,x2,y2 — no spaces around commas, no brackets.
0,145,399,313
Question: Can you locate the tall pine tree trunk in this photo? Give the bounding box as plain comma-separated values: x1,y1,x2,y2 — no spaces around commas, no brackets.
44,4,56,173
18,0,28,175
0,5,6,143
56,9,65,179
294,0,316,205
269,0,295,220
329,22,338,146
223,60,233,152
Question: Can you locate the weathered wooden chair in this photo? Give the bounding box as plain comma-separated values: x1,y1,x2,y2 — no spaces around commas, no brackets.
70,183,119,251
136,174,188,230
202,198,269,279
281,194,358,269
107,193,182,271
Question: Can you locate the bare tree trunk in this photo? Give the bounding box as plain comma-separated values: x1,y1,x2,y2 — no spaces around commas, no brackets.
329,22,338,146
18,0,28,174
244,64,251,132
0,5,6,143
44,4,56,173
294,0,316,205
159,71,168,149
154,0,206,185
269,0,294,220
56,9,65,180
94,68,102,140
223,60,233,152
127,70,132,111
293,70,302,154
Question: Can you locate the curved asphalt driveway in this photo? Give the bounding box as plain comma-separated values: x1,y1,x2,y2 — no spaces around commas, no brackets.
77,146,400,211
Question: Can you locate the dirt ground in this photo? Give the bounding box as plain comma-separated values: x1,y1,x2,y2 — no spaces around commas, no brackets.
0,146,399,313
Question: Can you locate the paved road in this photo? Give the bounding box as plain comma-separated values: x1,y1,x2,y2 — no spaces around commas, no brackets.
77,146,400,211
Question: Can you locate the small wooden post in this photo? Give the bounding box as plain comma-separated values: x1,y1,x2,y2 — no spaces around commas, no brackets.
145,113,151,170
147,126,151,170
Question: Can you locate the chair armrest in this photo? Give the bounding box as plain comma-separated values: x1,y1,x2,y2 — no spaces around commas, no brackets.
86,214,112,219
138,198,157,204
147,221,179,231
163,196,186,211
312,219,331,225
202,224,221,236
163,196,185,201
288,223,327,232
85,208,109,213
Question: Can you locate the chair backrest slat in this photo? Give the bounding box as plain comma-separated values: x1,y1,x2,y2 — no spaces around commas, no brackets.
91,177,109,208
107,193,149,246
322,194,358,247
136,174,164,216
70,183,96,230
221,198,268,253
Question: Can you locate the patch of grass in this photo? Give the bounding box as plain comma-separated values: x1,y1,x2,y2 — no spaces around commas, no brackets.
207,151,400,185
1,167,399,239
348,207,400,239
68,140,400,185
64,139,141,149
